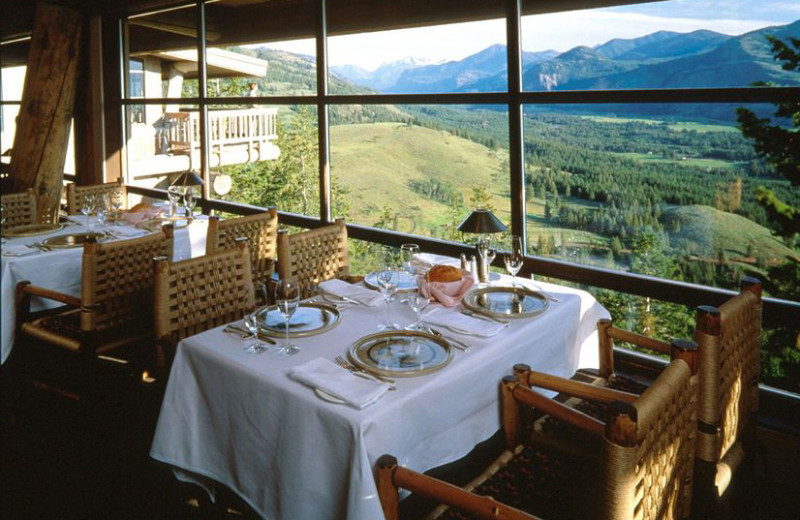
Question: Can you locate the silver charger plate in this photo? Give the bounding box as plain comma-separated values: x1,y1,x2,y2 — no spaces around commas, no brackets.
42,232,106,249
462,285,549,319
349,330,452,377
363,270,418,292
255,302,340,338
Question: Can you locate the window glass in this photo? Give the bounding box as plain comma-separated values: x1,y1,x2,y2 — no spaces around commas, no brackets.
328,19,507,94
214,103,319,217
330,104,510,239
521,0,800,91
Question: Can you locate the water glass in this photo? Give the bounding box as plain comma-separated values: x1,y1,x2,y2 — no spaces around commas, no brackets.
400,243,420,277
184,188,197,219
167,186,183,217
243,310,269,354
376,268,400,330
275,279,300,355
95,194,109,227
80,194,96,226
406,290,429,331
503,235,524,287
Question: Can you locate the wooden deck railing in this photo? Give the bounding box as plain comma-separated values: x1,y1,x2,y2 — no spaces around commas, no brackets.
164,107,278,156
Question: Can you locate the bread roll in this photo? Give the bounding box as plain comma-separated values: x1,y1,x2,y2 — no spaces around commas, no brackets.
129,201,152,213
427,265,463,283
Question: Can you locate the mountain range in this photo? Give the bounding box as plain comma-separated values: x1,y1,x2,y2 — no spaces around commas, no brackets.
331,19,800,94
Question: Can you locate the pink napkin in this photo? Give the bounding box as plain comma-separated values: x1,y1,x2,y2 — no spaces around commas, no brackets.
419,271,474,307
123,207,164,225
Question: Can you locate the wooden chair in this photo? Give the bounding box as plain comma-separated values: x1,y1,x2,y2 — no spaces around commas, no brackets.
14,227,174,397
277,218,360,298
377,342,699,520
66,178,126,215
206,208,278,303
153,238,254,369
692,279,762,517
1,188,37,227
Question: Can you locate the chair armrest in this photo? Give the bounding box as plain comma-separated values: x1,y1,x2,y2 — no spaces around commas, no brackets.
376,455,540,520
341,274,364,284
507,379,606,438
17,281,81,307
606,324,672,354
523,369,639,405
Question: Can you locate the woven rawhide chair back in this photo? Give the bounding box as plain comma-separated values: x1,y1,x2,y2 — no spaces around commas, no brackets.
376,344,699,520
1,188,37,227
277,218,349,298
82,227,174,334
600,357,699,520
206,208,278,291
693,277,762,500
154,239,254,350
66,178,126,214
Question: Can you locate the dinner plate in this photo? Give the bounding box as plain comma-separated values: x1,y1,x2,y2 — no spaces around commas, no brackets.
364,270,418,292
42,232,106,249
255,302,340,338
349,330,452,377
462,285,549,319
1,223,63,238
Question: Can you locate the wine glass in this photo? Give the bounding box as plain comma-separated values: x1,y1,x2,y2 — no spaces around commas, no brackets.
167,186,183,217
503,235,524,288
243,310,269,354
405,289,429,331
274,279,300,355
484,243,497,286
184,187,197,221
80,194,96,226
400,243,420,281
376,268,400,330
109,190,123,220
95,194,109,227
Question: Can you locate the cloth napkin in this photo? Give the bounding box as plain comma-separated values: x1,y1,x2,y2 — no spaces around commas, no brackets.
288,357,390,409
318,279,384,307
105,225,147,237
421,306,506,337
419,273,474,307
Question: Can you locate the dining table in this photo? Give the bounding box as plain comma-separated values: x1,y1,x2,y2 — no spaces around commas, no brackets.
149,271,610,520
0,214,209,364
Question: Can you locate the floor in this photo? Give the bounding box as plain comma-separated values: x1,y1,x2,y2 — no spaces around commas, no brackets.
1,368,798,520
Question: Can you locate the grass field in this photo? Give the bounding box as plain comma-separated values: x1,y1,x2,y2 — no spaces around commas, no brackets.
616,152,743,169
579,115,739,133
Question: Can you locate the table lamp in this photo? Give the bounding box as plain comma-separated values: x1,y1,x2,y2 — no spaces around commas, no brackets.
457,209,507,283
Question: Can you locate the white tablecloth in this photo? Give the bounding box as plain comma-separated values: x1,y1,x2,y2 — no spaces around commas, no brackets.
150,279,609,520
0,217,209,363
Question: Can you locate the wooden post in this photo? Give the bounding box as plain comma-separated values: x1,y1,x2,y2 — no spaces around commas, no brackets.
375,455,400,520
73,14,105,187
597,318,614,379
8,3,83,223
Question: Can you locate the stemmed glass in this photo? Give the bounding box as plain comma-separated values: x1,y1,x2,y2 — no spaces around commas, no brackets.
376,268,400,330
80,194,96,226
243,310,269,354
405,289,429,331
95,194,109,227
274,279,300,356
503,235,524,288
109,191,123,221
400,243,420,284
167,186,183,218
184,187,197,221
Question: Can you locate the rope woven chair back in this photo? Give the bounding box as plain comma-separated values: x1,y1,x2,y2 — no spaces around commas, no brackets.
602,358,699,520
694,278,762,466
81,226,174,333
206,208,278,288
1,188,37,227
154,239,254,344
66,179,126,214
277,218,349,296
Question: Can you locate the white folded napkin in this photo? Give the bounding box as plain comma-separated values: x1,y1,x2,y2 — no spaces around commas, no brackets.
65,215,93,226
318,279,384,307
288,357,389,409
421,306,506,337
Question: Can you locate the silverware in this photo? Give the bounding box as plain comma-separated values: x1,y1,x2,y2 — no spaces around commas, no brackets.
226,323,277,345
460,309,508,325
425,327,470,352
335,355,396,386
537,291,560,303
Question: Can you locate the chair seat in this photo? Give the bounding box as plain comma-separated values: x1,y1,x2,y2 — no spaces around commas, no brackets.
22,308,152,354
434,443,597,520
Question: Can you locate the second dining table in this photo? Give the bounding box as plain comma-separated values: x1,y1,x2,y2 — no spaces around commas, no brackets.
0,214,209,364
150,275,609,520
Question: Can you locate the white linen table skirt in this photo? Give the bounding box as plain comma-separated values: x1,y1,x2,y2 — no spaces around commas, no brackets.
150,279,609,520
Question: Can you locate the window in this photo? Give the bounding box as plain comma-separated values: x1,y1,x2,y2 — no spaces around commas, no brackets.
128,58,145,125
117,0,800,393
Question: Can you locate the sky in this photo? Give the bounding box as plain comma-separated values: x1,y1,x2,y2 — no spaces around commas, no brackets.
262,0,799,70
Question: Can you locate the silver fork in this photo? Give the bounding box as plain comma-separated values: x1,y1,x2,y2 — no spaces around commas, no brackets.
334,355,396,388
